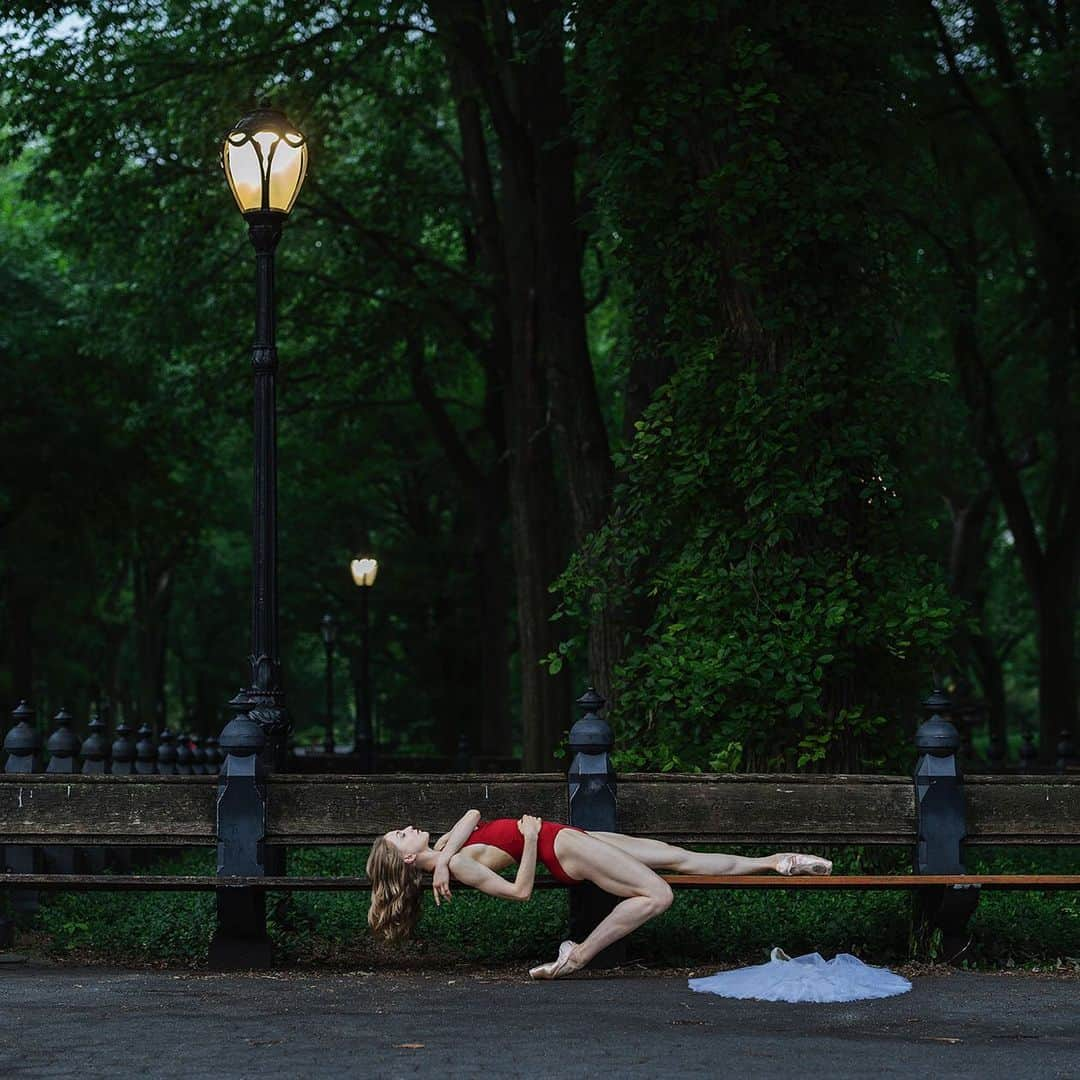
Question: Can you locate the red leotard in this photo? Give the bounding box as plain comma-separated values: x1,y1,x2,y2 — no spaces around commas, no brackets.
459,818,586,885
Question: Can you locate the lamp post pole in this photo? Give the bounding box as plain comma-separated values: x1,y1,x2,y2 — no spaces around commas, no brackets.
350,557,378,768
320,613,337,754
219,104,308,771
210,105,308,969
360,585,371,758
243,205,287,768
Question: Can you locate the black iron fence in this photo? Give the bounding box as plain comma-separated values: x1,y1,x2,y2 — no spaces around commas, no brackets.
2,702,224,778
2,701,529,777
3,695,1075,780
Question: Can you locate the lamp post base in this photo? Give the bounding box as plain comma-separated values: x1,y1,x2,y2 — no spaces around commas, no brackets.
231,683,291,773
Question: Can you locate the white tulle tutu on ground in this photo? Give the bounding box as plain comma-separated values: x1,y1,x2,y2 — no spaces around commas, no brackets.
688,947,912,1003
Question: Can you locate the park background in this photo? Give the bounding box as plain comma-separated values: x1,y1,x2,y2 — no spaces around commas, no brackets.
1,1,1078,968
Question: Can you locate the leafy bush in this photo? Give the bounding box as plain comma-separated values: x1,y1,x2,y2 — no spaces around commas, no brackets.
30,844,1079,970
551,343,963,774
34,849,215,962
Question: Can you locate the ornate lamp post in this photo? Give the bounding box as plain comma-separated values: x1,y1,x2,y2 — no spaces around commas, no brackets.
350,556,378,764
320,613,338,754
219,104,308,769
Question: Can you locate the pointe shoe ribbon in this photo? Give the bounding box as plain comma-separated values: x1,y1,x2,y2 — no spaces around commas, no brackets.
529,940,576,980
776,853,833,876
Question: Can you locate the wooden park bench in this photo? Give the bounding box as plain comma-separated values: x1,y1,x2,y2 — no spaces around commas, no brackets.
3,690,1080,967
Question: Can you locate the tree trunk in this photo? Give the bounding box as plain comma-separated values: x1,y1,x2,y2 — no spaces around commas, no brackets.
1035,558,1078,763
514,1,620,708
133,557,173,736
476,479,512,757
435,12,573,767
926,3,1080,763
951,309,1079,766
503,276,571,771
5,570,35,702
194,671,217,739
405,327,513,758
945,488,1009,751
970,632,1007,760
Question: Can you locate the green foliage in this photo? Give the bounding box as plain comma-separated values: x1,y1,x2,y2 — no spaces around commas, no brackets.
0,5,517,752
0,1,1064,768
34,850,216,961
30,844,1080,969
553,341,962,772
964,847,1080,964
556,1,965,771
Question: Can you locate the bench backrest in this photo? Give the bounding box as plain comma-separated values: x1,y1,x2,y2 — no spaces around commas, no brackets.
2,773,1079,847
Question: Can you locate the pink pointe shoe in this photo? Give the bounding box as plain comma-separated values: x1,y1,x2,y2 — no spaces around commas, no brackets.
776,853,833,876
529,940,577,980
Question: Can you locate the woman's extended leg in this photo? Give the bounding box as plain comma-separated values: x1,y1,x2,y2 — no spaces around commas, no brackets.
584,832,781,875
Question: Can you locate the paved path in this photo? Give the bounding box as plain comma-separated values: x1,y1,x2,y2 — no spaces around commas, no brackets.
1,964,1077,1078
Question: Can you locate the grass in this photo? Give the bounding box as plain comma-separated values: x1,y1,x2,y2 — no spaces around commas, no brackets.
21,843,1080,972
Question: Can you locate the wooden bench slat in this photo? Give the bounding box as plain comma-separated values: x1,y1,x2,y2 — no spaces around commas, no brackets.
659,874,1080,888
0,835,212,846
3,774,1079,845
266,777,567,841
0,774,216,842
5,873,1080,891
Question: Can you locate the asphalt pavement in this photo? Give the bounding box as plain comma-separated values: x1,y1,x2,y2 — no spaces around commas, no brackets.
1,962,1077,1078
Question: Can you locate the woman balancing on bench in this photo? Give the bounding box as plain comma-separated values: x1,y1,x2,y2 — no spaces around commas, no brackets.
366,810,832,979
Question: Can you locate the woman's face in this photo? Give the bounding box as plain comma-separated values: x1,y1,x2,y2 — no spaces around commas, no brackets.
385,824,430,859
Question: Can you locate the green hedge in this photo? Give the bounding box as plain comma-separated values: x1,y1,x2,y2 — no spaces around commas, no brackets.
28,844,1080,970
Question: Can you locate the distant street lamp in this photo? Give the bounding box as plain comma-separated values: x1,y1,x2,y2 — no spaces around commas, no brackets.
320,613,338,754
219,104,308,768
350,557,378,764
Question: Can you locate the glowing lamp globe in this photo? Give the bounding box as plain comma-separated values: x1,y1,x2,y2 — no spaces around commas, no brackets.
221,105,308,216
350,557,379,588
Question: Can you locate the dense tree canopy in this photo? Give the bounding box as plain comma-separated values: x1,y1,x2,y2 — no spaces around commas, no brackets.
0,1,1075,771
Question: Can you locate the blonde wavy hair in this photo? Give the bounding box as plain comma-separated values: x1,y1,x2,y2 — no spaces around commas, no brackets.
366,836,424,943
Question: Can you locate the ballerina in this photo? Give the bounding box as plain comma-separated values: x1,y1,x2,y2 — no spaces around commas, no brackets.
366,809,832,979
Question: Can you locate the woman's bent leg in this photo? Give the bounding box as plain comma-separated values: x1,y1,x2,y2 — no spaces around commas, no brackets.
551,832,674,971
585,832,780,875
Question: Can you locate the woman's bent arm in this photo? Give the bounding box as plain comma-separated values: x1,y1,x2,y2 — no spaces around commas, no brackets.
430,809,481,905
512,832,538,900
435,809,481,861
448,834,538,902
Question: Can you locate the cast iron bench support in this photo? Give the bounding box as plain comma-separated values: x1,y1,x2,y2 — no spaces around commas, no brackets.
567,689,622,967
208,714,270,970
913,691,980,961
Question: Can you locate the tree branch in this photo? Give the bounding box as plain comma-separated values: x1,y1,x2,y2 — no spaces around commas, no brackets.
948,218,1045,597
926,1,1047,222
407,333,483,488
970,0,1053,203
